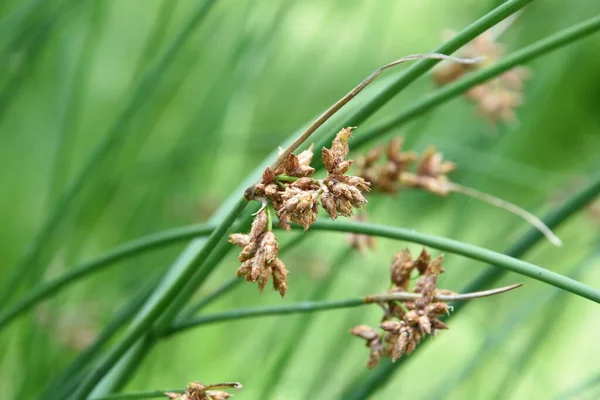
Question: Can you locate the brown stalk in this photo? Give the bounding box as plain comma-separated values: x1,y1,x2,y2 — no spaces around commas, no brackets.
447,182,563,247
269,53,484,173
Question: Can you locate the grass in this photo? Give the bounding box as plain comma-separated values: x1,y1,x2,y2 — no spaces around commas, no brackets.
1,0,600,399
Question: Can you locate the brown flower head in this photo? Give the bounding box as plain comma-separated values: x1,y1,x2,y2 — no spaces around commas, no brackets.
350,325,383,369
321,127,371,219
165,382,242,400
352,248,454,368
229,210,288,296
433,29,529,125
357,137,417,193
399,146,455,195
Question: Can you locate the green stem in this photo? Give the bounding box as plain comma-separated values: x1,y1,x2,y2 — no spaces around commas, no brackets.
276,174,300,182
341,173,600,399
308,220,600,304
352,13,600,149
91,389,182,400
164,285,520,337
70,198,248,400
0,224,214,331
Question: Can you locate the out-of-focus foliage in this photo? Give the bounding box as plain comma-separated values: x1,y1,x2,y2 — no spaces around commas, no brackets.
1,0,599,399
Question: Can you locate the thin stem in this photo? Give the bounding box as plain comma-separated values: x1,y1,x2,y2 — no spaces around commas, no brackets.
165,284,521,337
448,182,562,246
353,13,600,150
363,283,522,303
308,220,600,304
204,382,243,390
269,53,482,172
276,174,301,182
0,224,214,331
91,390,182,400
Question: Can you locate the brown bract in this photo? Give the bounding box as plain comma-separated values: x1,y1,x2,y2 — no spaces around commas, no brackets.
229,210,288,297
321,127,371,219
352,248,453,368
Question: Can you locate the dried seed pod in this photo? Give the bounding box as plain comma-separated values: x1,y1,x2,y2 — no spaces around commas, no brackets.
230,210,288,296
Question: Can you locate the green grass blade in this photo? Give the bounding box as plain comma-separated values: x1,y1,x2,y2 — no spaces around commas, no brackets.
0,224,214,331
40,278,160,400
91,389,182,400
0,0,218,308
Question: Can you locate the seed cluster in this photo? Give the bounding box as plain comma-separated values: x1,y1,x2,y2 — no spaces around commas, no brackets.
434,30,529,125
351,248,453,368
229,210,288,297
232,128,371,295
165,382,242,400
358,140,455,196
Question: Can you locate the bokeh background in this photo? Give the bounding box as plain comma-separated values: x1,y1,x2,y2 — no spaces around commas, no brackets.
1,0,600,399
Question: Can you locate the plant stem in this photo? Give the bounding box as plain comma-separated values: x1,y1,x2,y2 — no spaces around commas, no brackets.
91,390,182,400
352,13,600,150
448,182,562,246
0,224,214,331
308,220,600,304
164,284,521,337
70,198,248,400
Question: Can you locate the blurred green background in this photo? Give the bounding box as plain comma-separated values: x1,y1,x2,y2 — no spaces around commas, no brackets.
1,0,600,399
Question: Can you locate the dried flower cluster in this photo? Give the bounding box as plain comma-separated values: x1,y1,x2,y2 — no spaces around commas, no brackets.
434,30,529,124
358,139,455,196
232,128,370,294
165,382,242,400
351,248,453,368
229,210,288,297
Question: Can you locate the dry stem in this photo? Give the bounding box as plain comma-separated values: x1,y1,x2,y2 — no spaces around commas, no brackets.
269,53,484,173
448,182,562,246
363,283,522,303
